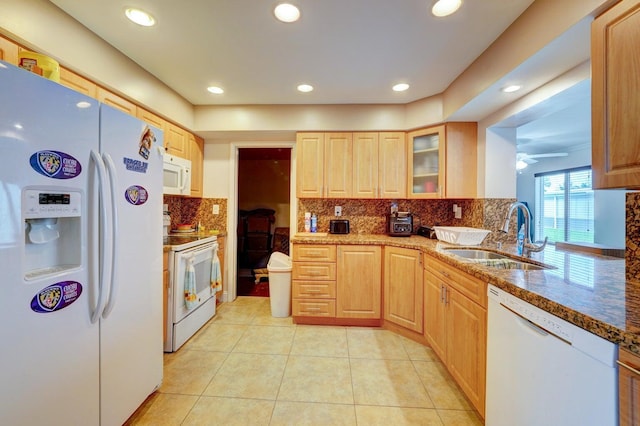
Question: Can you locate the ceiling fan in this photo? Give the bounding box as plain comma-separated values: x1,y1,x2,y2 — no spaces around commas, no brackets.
516,152,568,170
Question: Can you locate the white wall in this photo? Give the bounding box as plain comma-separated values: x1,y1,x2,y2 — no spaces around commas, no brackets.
481,127,517,198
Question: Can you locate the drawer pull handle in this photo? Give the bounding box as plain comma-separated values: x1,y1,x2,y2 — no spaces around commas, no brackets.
617,360,640,376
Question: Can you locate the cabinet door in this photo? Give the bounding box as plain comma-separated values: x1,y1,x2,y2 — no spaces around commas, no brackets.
324,133,353,198
446,286,486,417
352,132,378,198
136,107,167,133
97,87,137,116
189,134,204,197
407,126,445,198
296,133,324,198
423,269,446,361
165,122,189,158
592,0,640,189
0,35,19,65
59,67,97,98
384,246,423,332
619,349,640,426
379,132,407,199
444,123,477,198
336,245,381,319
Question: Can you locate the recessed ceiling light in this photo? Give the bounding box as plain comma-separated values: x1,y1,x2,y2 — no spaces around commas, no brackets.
297,84,313,93
274,3,300,23
125,8,156,27
431,0,462,17
207,86,224,94
502,85,522,93
76,101,92,109
392,83,410,92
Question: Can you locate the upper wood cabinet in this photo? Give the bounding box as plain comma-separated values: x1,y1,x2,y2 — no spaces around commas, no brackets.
297,131,405,199
408,123,477,199
137,107,167,134
97,87,137,116
189,134,204,197
592,0,640,189
353,132,407,199
296,133,325,198
59,67,97,98
324,133,353,198
378,132,407,198
0,35,19,65
165,122,189,158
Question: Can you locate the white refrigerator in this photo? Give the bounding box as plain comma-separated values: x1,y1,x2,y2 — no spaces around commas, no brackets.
0,61,163,425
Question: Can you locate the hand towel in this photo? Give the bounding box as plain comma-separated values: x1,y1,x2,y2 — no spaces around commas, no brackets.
184,257,198,310
210,248,222,293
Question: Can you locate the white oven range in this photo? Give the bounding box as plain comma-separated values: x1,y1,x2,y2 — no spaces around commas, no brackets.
165,234,219,352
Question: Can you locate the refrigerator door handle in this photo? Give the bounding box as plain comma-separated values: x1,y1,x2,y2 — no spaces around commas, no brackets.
90,149,113,324
101,152,119,319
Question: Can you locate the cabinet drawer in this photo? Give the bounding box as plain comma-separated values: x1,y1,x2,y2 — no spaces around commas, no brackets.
293,299,336,317
293,262,337,281
293,244,337,262
425,255,486,308
293,280,336,298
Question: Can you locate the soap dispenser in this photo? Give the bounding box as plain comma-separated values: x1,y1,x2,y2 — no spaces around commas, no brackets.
517,224,525,256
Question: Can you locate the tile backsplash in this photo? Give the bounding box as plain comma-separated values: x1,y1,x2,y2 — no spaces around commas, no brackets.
164,196,227,232
297,198,516,242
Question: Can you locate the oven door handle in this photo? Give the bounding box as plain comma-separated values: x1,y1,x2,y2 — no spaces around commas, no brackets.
179,243,217,259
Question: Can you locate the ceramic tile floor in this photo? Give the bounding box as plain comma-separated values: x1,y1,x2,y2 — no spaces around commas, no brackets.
126,297,483,425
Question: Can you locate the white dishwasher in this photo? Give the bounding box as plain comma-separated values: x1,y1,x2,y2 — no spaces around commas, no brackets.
486,284,618,426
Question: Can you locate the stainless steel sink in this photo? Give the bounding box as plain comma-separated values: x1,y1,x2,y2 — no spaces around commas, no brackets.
444,249,510,260
443,248,554,270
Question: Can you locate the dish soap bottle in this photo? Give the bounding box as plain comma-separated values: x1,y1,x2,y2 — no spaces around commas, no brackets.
304,212,311,232
310,213,317,233
517,224,525,256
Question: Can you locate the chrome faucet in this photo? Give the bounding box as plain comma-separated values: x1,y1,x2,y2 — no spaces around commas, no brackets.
500,201,547,257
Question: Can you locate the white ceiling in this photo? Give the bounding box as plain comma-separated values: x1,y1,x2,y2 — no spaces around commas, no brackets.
48,0,534,105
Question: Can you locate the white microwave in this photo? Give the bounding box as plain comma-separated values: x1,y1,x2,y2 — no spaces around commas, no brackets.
163,154,191,195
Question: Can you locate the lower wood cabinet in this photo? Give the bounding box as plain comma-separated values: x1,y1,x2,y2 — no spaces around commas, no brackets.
619,349,640,426
384,246,423,332
162,251,169,347
337,245,382,319
292,243,382,323
423,253,487,417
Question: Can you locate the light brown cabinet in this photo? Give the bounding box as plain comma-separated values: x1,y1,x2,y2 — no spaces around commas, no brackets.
407,123,477,199
592,0,640,189
383,246,423,332
97,87,137,116
324,133,353,198
189,134,204,197
216,236,225,302
619,348,640,425
162,251,169,347
423,254,486,417
292,244,337,317
0,35,19,65
336,245,382,319
59,67,97,98
297,131,406,199
353,132,407,199
165,122,189,158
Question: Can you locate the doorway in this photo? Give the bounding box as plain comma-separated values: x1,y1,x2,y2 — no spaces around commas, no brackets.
226,141,296,303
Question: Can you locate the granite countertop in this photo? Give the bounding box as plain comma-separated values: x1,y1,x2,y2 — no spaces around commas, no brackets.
291,233,639,354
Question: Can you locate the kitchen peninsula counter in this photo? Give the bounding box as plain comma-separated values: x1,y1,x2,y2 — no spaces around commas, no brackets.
291,233,637,354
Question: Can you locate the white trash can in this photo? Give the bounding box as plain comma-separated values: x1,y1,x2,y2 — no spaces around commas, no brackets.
267,252,292,317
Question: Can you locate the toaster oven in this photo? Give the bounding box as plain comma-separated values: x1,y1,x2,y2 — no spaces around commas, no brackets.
386,212,413,237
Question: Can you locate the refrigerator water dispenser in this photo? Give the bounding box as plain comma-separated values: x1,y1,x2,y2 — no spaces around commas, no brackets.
23,189,82,280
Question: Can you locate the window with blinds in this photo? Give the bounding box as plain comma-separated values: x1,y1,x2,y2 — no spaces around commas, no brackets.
534,167,594,244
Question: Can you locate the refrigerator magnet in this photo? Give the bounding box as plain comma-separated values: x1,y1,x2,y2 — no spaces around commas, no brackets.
125,185,148,206
31,281,83,313
29,150,81,179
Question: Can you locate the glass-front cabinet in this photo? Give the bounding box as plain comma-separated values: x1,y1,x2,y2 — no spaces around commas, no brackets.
408,125,445,198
